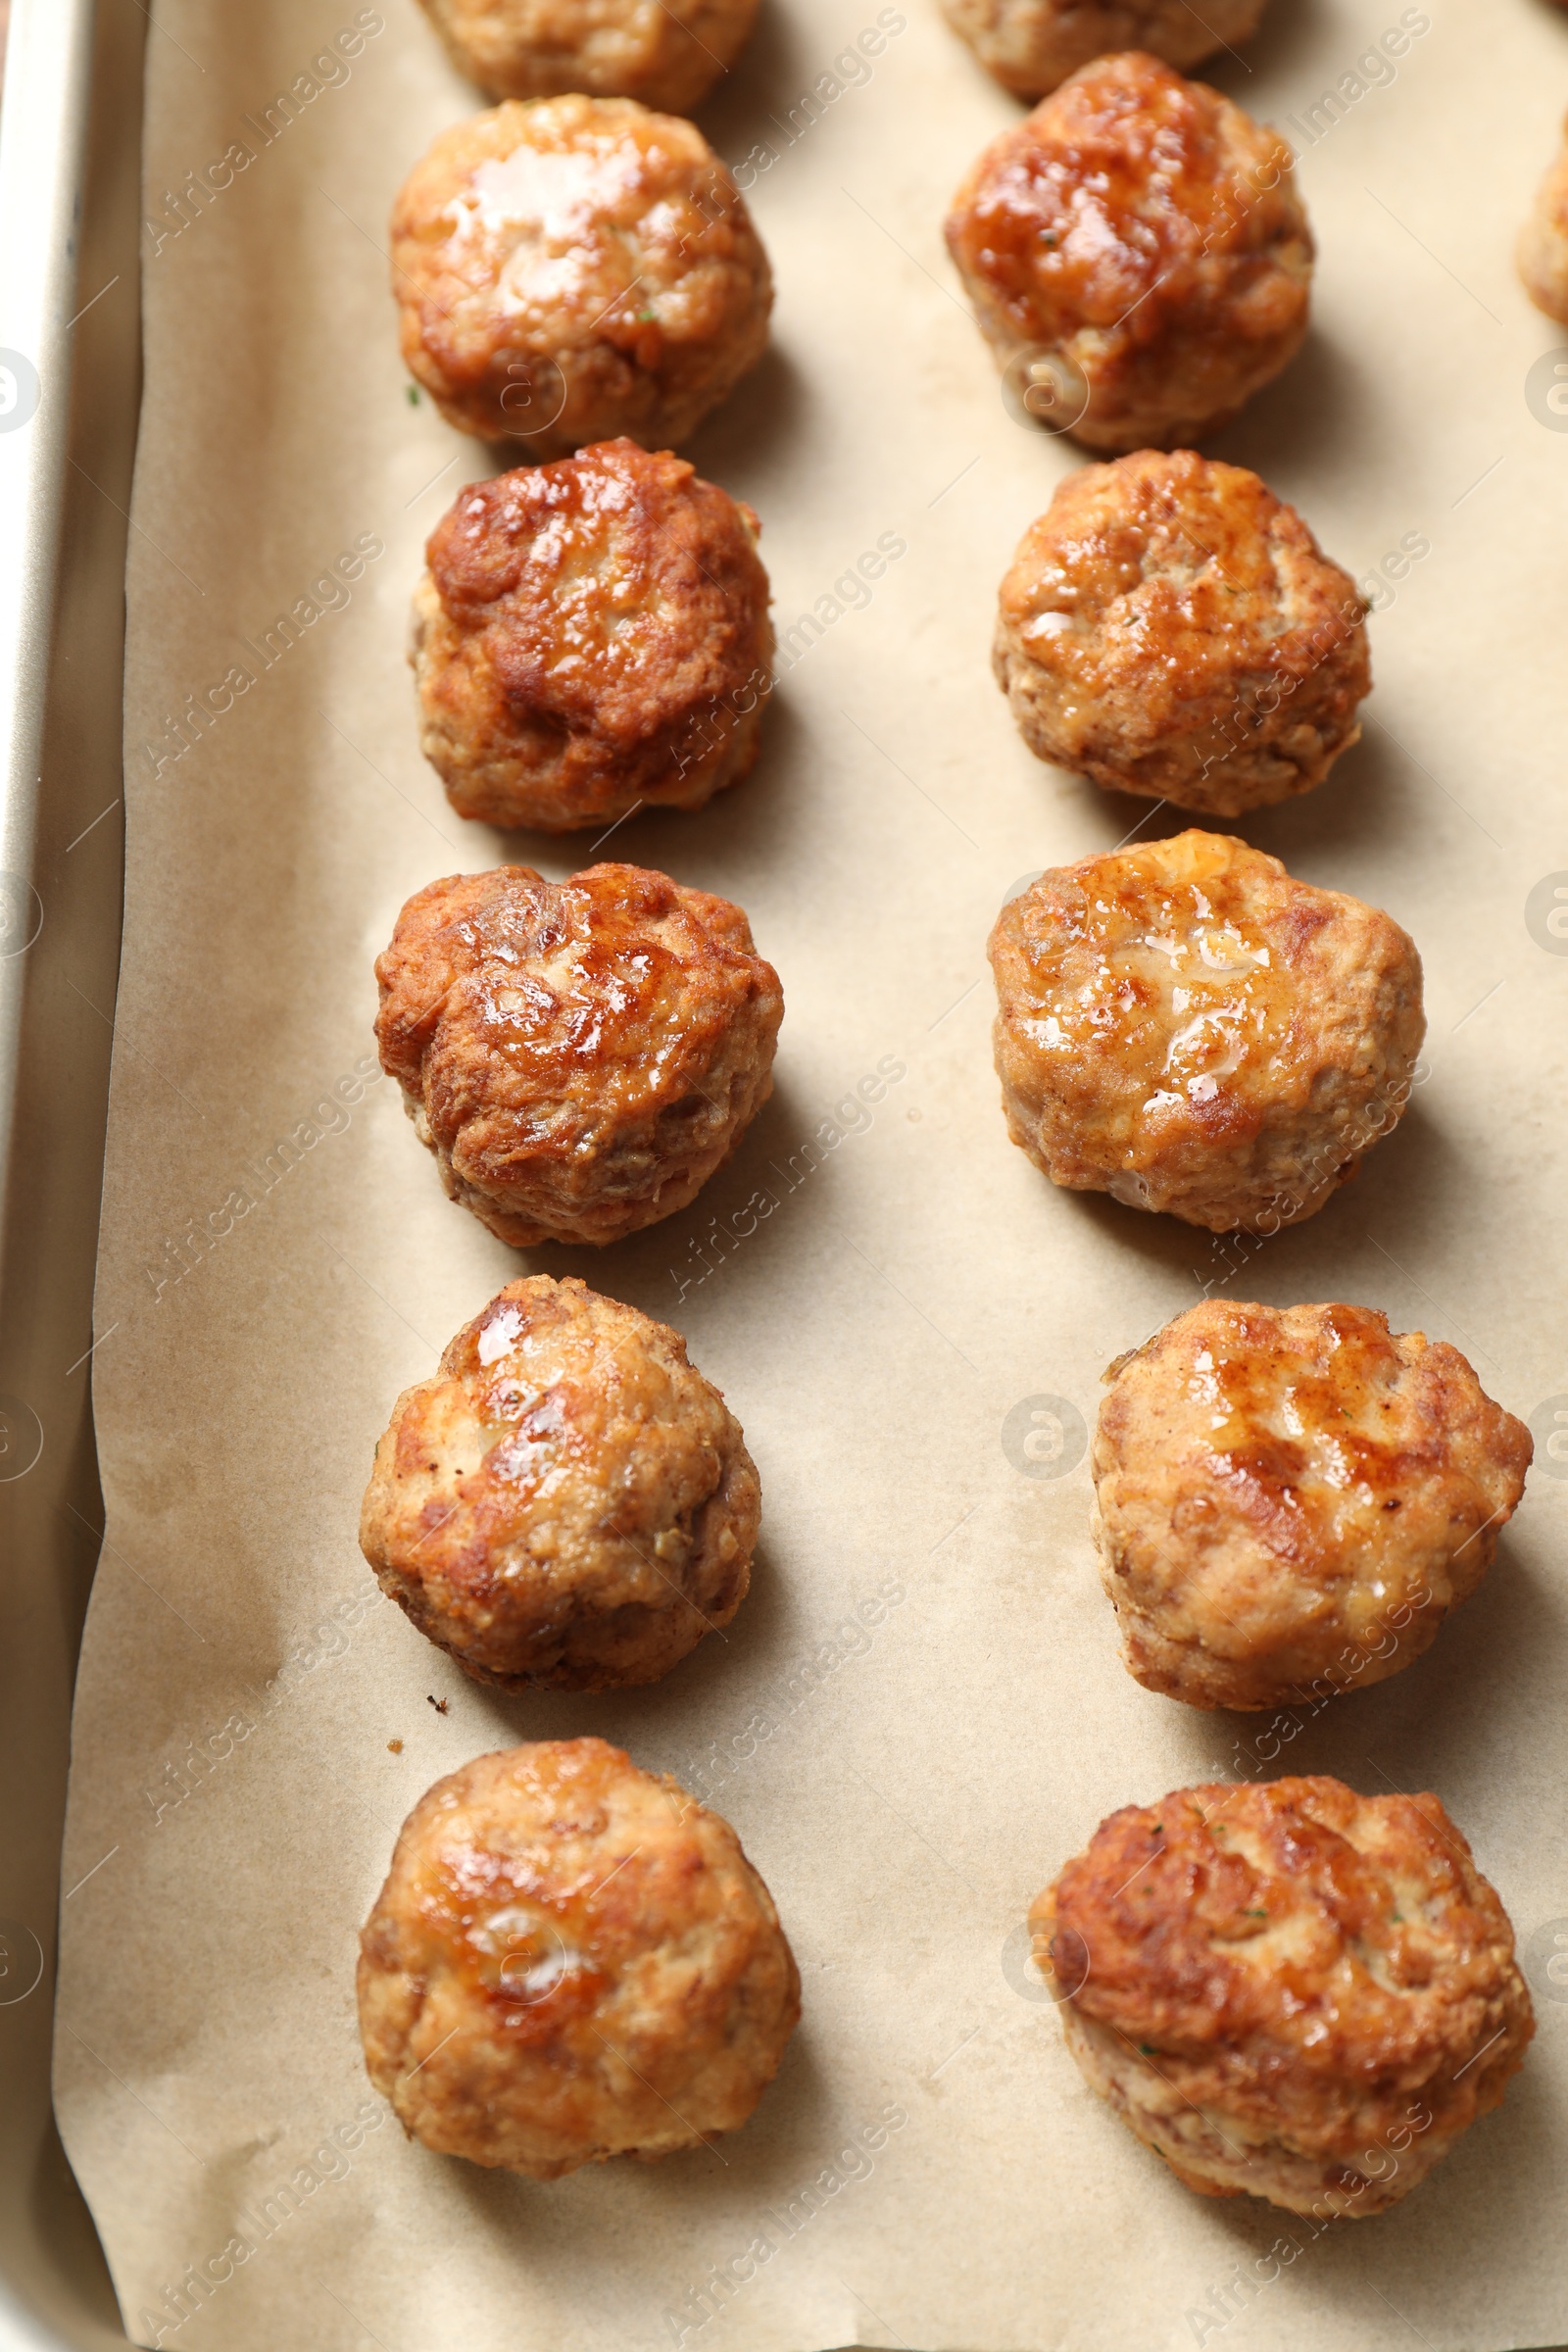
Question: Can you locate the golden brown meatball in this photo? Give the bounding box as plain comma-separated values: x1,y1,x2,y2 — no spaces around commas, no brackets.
1030,1776,1534,2215
374,862,782,1248
360,1276,758,1690
987,830,1424,1233
995,452,1370,817
415,441,773,834
1092,1301,1533,1711
391,97,771,456
359,1739,799,2176
942,0,1266,100
1519,115,1568,323
944,54,1312,454
416,0,758,113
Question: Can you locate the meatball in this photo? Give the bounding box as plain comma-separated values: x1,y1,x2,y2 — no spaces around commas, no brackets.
360,1276,758,1690
987,829,1425,1232
390,97,771,456
1030,1776,1534,2215
942,0,1267,101
944,53,1312,454
1092,1300,1532,1711
1519,115,1568,323
374,862,782,1248
994,452,1370,817
414,440,774,834
416,0,758,113
359,1739,800,2177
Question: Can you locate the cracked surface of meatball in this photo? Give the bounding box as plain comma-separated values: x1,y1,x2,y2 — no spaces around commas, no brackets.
987,830,1425,1233
1092,1300,1533,1710
1030,1776,1534,2216
995,452,1369,816
416,0,759,113
391,97,771,454
415,441,773,833
361,1277,759,1690
945,53,1312,453
942,0,1267,101
1519,114,1568,324
359,1739,800,2176
375,862,782,1248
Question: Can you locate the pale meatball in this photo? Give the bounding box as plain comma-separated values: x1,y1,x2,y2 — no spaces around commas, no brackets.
359,1739,800,2176
1092,1300,1533,1711
995,452,1370,817
943,0,1267,100
360,1277,758,1690
987,830,1425,1232
945,54,1312,454
391,97,771,456
414,440,773,834
1030,1777,1534,2215
374,863,782,1248
416,0,759,113
1519,115,1568,323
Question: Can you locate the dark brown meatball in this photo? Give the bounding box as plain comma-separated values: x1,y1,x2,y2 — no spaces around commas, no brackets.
374,861,783,1247
945,53,1312,453
415,440,773,833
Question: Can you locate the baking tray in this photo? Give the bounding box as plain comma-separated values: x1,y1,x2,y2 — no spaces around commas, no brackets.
11,0,1568,2346
0,0,142,2343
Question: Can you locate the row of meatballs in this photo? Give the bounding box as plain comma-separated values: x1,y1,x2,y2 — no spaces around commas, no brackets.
357,837,1532,2211
410,0,1279,110
388,46,1568,472
415,435,1375,835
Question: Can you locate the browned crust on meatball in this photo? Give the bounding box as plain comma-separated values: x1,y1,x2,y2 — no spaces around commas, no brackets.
995,452,1370,817
1519,117,1568,324
360,1277,758,1690
390,97,772,455
415,441,774,833
416,0,760,113
1030,1777,1534,2216
358,1739,800,2176
374,862,782,1248
988,830,1425,1233
1092,1301,1533,1711
944,54,1312,454
941,0,1267,100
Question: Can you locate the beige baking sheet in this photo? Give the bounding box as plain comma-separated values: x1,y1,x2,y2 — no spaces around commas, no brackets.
50,0,1568,2343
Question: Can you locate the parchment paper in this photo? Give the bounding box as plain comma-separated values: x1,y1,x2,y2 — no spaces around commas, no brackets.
51,0,1568,2343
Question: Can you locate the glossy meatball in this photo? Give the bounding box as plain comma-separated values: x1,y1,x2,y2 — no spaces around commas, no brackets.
390,97,771,456
987,830,1425,1232
1092,1301,1532,1711
1031,1777,1533,2215
416,0,759,113
945,54,1312,454
1519,115,1568,323
942,0,1266,100
360,1277,758,1690
359,1739,800,2177
374,863,782,1248
995,452,1370,816
415,441,773,834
